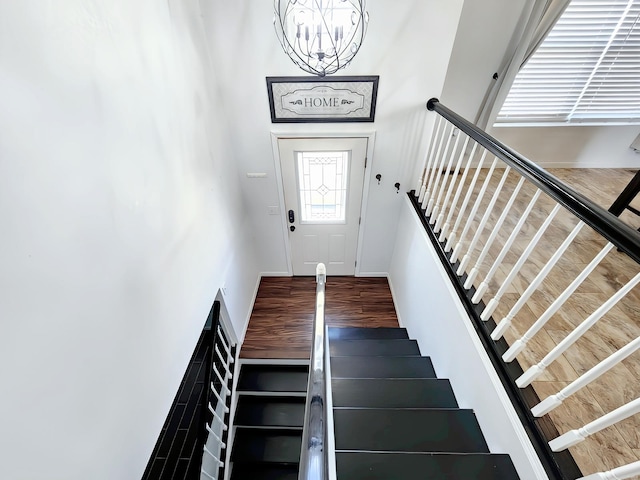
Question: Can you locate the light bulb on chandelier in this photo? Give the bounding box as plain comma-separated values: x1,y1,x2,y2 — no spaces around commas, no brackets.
273,0,369,76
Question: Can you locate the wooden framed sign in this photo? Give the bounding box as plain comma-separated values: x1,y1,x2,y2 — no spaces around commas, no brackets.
266,76,379,123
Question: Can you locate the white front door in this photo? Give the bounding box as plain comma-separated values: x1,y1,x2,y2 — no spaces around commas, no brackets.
279,137,368,276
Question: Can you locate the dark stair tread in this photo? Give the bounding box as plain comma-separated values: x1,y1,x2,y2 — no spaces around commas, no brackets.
237,364,309,393
331,356,436,379
232,428,301,464
328,327,408,340
333,408,489,453
235,396,305,428
231,464,298,480
329,339,421,357
332,378,458,408
335,452,520,479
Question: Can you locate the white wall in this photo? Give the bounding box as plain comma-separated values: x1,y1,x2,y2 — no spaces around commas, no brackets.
389,197,548,480
441,0,529,122
201,0,465,276
0,1,258,478
494,125,640,168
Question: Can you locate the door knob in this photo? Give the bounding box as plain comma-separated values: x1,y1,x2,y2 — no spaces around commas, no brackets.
290,225,296,232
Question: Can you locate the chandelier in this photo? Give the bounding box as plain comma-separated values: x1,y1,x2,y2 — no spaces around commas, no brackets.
273,0,369,77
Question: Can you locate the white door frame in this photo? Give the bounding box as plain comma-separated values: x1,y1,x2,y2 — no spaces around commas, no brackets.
270,131,376,276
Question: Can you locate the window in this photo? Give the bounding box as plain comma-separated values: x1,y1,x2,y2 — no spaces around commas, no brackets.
496,0,640,125
296,151,349,223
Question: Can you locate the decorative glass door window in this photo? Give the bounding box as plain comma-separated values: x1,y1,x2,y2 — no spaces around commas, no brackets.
296,151,349,223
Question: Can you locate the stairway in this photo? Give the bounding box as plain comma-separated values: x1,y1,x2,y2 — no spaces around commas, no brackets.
231,363,309,480
329,326,520,479
229,327,520,479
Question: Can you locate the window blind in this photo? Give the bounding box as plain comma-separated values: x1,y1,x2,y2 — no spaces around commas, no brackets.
496,0,640,125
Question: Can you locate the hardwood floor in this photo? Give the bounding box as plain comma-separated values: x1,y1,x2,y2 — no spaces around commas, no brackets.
240,276,398,359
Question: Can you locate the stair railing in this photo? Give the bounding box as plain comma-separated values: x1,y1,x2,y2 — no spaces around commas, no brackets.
201,303,237,480
412,98,640,480
299,263,328,480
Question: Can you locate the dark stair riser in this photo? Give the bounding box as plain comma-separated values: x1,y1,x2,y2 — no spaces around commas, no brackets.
335,452,520,480
231,364,307,480
330,338,421,357
333,408,490,453
231,428,301,464
332,378,458,409
235,396,305,428
331,356,437,379
237,364,309,393
328,326,409,340
230,464,299,480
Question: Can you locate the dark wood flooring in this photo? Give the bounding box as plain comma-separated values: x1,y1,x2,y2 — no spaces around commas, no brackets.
240,276,399,359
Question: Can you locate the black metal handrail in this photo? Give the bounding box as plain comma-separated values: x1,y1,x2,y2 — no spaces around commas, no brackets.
427,98,640,265
298,263,328,480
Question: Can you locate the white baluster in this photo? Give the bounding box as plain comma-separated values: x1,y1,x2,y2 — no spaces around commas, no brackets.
504,242,614,363
480,204,562,321
213,363,229,387
416,171,426,200
203,445,225,465
532,337,640,417
205,422,226,449
463,173,521,285
579,460,640,480
417,116,443,201
435,135,470,235
439,142,478,242
517,271,640,387
210,382,230,412
445,149,488,253
491,221,585,340
549,397,640,452
217,326,234,360
215,345,233,380
208,402,228,430
472,190,541,303
450,157,498,264
426,124,455,216
201,469,216,480
458,166,511,276
421,122,450,208
430,131,462,225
